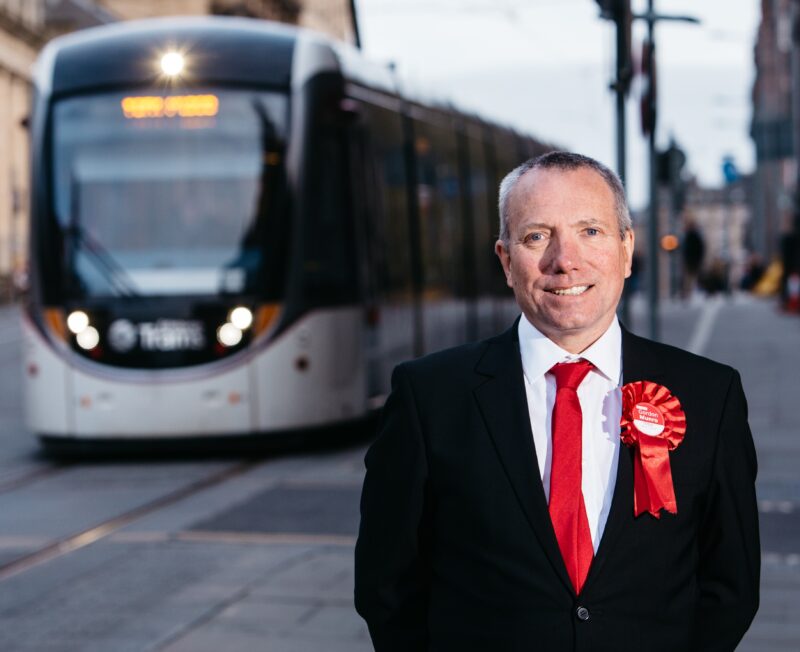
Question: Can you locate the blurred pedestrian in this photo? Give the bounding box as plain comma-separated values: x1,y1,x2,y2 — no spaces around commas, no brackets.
739,252,765,292
355,152,759,651
681,220,705,299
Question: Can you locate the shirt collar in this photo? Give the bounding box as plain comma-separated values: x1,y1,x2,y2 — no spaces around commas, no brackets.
518,314,622,386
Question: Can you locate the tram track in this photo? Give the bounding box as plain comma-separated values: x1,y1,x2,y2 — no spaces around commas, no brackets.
0,462,71,495
0,459,261,582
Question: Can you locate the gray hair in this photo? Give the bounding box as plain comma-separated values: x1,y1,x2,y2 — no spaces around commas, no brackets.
497,151,632,245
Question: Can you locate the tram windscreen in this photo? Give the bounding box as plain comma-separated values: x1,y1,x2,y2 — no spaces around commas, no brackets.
51,89,289,298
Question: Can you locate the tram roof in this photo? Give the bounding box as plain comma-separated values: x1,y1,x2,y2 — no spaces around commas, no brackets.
36,17,298,96
35,16,542,145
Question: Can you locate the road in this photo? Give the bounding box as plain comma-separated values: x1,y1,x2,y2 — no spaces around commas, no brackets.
0,304,371,652
0,295,797,651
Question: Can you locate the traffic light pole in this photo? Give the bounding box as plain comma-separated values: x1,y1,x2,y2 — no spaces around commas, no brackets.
349,0,361,49
615,19,628,187
597,1,633,325
635,1,698,341
617,66,632,327
596,1,631,186
646,0,659,341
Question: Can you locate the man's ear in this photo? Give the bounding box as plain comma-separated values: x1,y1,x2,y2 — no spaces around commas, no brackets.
622,229,635,278
495,239,513,288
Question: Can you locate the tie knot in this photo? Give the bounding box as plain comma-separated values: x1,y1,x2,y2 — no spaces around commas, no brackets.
549,359,593,391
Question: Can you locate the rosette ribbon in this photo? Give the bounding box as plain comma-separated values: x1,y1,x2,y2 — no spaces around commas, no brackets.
619,381,686,518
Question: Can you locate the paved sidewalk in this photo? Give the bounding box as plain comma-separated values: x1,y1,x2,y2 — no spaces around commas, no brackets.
3,296,795,651
699,297,800,651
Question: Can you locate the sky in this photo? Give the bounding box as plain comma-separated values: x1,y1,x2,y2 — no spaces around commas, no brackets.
355,0,760,210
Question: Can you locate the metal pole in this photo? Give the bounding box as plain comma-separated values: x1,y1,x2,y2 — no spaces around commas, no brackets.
615,16,627,187
616,92,626,185
615,7,630,327
349,0,362,49
647,0,660,341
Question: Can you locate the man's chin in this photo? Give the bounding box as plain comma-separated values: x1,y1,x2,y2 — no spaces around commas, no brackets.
526,312,616,350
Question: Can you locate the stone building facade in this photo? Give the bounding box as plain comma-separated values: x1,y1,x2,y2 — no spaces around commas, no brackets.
96,0,355,42
681,178,753,293
0,0,45,296
750,0,796,262
632,175,752,299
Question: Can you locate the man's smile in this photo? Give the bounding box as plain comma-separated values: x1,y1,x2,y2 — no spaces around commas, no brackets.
545,285,593,296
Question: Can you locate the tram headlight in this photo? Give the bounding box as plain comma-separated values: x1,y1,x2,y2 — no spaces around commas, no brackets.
217,323,243,347
229,306,253,330
67,310,90,335
160,52,184,76
76,326,100,351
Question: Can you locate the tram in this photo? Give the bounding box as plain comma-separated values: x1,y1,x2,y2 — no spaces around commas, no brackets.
22,17,549,447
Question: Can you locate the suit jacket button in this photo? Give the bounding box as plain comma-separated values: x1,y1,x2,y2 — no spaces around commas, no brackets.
576,606,590,621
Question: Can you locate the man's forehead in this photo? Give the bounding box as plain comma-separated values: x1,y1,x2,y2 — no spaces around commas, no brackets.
509,166,616,216
515,165,609,195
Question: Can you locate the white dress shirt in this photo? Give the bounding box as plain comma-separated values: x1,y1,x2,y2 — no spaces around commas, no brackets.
518,314,622,552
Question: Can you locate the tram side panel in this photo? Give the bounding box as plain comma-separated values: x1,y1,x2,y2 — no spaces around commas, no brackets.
252,307,365,430
250,70,368,429
21,315,72,436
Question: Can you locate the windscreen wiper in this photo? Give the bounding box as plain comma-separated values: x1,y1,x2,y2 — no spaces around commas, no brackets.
65,180,141,298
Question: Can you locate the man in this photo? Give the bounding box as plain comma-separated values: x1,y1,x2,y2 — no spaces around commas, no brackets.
355,152,759,651
681,219,705,298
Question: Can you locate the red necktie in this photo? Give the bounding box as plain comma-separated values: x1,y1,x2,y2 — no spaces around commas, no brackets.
548,359,594,594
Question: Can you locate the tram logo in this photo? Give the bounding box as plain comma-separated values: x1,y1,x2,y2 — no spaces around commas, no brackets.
108,319,138,353
107,319,206,353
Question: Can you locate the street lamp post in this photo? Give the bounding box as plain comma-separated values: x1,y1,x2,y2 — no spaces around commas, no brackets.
596,1,697,337
636,1,699,340
595,2,632,187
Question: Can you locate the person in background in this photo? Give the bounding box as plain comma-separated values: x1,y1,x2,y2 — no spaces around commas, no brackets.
681,219,705,299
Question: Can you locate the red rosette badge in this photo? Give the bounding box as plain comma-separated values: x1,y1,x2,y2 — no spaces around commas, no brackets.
620,381,686,518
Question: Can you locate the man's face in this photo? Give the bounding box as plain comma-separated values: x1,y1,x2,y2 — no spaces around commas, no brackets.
495,166,634,353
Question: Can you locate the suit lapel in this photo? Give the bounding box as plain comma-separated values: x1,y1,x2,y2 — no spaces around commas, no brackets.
585,327,666,589
472,322,574,594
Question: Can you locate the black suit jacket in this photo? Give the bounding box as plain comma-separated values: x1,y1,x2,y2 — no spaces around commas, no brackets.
355,323,760,652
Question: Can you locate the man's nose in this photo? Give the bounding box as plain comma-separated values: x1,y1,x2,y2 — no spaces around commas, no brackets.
543,235,581,273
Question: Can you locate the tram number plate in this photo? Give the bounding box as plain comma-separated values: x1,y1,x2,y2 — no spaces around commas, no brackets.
108,319,205,352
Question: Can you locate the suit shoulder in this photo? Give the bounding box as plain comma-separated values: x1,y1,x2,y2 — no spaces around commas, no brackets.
398,340,490,377
627,330,737,381
395,333,501,382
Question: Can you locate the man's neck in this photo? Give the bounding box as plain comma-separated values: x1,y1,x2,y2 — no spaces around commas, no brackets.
525,317,617,355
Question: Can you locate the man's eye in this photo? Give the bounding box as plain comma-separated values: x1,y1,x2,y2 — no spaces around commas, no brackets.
585,228,599,236
524,233,544,243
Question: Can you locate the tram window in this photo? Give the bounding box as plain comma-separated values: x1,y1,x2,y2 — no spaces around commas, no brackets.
413,115,464,300
488,129,522,296
302,130,358,302
50,89,289,299
359,101,411,300
466,126,496,296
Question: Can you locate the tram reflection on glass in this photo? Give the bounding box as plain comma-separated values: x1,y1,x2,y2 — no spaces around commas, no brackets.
22,17,549,450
